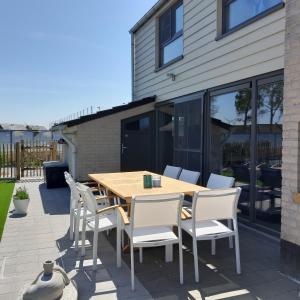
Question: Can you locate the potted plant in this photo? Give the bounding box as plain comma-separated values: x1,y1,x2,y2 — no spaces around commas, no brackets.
13,186,30,214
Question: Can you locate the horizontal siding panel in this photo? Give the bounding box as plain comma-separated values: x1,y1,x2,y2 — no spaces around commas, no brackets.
136,56,284,101
136,42,284,96
135,21,284,87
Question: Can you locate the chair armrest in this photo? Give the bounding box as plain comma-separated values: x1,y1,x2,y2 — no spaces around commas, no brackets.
95,195,116,202
181,208,192,220
82,181,98,187
95,195,108,201
117,206,130,225
96,205,119,215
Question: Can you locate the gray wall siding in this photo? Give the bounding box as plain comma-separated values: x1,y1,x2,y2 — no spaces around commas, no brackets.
133,0,285,101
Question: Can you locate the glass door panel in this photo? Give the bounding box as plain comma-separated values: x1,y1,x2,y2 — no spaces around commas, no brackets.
157,103,174,173
174,99,202,174
255,80,283,231
209,88,252,219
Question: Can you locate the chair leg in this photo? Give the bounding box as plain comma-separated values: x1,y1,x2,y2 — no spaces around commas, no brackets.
234,221,241,274
139,248,143,263
74,214,81,251
70,211,74,240
192,237,199,283
211,239,216,256
117,225,121,268
92,229,99,271
228,220,233,248
178,239,183,284
130,243,135,291
121,230,125,248
81,219,87,256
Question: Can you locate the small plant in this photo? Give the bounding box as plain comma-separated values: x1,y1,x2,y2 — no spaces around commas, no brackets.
14,186,29,200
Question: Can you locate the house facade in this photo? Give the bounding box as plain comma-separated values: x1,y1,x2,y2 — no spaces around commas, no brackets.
130,0,300,280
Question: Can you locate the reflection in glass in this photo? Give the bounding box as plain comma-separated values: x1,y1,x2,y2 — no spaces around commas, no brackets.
255,81,283,230
227,0,282,30
174,99,202,172
210,88,251,217
163,35,183,64
176,5,183,32
158,104,174,172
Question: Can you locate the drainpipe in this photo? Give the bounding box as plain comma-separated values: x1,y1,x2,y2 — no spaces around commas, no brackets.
59,126,77,180
131,32,135,101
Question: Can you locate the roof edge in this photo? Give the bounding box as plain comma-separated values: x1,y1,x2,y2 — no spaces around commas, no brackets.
52,96,156,129
129,0,169,33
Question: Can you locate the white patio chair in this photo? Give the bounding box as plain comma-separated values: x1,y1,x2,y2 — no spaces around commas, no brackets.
64,172,112,250
179,169,201,184
163,165,182,179
64,172,82,242
77,183,118,271
207,173,235,249
182,188,242,282
117,193,184,291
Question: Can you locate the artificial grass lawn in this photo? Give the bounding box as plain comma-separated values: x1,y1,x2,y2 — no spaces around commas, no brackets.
0,181,15,240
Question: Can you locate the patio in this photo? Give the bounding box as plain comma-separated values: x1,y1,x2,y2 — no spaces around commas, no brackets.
0,181,299,300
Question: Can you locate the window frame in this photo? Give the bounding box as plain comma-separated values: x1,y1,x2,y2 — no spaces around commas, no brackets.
157,0,184,69
219,0,284,39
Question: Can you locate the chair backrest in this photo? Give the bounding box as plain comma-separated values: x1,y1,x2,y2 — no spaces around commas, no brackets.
163,165,182,179
76,183,97,215
179,169,201,184
130,193,184,230
191,188,241,222
64,172,80,210
207,173,235,189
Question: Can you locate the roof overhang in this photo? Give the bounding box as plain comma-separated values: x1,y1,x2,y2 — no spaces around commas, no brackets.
129,0,170,34
51,96,156,130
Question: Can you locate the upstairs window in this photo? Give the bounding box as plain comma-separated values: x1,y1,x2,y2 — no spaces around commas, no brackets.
159,1,183,67
223,0,283,33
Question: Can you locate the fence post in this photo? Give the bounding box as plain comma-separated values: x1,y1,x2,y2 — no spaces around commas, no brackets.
15,142,20,180
20,140,24,178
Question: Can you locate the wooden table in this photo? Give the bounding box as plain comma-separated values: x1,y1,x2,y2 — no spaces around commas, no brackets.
89,171,207,203
89,171,207,261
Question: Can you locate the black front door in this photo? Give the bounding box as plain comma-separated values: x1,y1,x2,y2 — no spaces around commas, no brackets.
121,112,155,172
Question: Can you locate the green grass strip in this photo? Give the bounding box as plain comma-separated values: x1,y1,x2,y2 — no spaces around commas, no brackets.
0,181,15,240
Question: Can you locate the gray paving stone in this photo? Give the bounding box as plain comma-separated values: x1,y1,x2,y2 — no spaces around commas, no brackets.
1,182,299,300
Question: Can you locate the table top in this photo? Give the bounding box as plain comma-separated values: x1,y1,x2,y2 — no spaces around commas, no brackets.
89,171,207,202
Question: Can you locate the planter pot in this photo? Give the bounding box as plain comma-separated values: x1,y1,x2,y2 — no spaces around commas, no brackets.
13,196,30,215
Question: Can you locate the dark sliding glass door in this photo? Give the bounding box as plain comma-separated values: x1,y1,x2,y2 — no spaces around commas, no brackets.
157,94,203,180
208,73,283,232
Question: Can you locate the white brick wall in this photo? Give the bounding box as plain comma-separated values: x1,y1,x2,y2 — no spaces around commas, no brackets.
281,0,300,245
70,103,154,181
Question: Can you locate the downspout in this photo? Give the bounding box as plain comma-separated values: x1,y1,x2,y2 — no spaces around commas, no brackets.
59,126,77,180
131,32,135,101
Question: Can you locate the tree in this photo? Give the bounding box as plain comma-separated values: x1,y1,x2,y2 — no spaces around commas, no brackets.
235,89,252,126
258,81,283,127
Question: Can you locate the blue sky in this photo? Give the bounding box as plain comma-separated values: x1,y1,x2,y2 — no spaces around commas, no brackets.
0,0,157,128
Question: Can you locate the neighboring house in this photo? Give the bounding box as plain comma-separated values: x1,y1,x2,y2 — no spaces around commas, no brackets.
0,123,51,143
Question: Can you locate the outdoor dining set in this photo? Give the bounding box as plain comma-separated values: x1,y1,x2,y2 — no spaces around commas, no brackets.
64,166,242,291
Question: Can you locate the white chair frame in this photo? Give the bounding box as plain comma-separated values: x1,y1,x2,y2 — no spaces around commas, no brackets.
182,188,242,282
77,183,118,271
207,173,235,249
117,193,184,291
